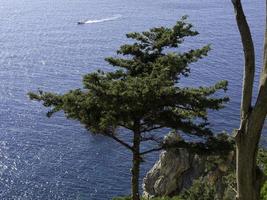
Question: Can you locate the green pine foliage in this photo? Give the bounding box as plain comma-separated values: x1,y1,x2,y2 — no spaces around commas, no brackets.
29,16,229,199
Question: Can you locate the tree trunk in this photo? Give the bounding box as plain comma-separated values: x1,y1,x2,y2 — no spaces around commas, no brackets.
231,0,267,199
131,129,141,200
235,112,266,200
235,129,259,200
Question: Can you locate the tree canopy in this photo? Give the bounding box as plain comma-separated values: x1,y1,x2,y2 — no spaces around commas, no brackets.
29,17,228,140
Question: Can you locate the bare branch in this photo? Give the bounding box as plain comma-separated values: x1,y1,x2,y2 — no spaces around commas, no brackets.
118,123,132,130
232,0,255,119
253,0,267,121
141,125,164,132
262,0,267,74
141,135,162,144
252,77,267,131
229,184,238,195
140,147,163,155
175,105,195,111
104,133,134,152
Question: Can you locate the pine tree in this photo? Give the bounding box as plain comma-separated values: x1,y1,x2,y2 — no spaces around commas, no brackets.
29,17,229,200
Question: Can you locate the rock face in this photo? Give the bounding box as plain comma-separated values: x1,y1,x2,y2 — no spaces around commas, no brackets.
143,148,205,198
142,132,233,198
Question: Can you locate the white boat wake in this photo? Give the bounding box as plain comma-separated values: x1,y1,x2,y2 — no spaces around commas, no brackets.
80,14,122,24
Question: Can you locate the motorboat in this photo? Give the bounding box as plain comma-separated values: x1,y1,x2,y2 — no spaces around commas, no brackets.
77,21,86,25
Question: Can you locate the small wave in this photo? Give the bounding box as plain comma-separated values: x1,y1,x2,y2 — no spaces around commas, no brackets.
84,14,122,24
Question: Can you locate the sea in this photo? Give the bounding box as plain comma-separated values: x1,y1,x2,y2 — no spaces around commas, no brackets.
0,0,266,199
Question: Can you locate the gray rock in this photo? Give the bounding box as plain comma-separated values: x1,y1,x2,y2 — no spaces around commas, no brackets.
142,132,233,198
143,150,205,198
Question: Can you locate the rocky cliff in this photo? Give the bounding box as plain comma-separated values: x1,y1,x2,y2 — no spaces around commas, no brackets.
142,132,234,199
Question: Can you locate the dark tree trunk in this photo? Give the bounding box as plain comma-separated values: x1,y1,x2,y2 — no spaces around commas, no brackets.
235,129,259,200
132,152,140,200
131,128,141,200
235,112,266,200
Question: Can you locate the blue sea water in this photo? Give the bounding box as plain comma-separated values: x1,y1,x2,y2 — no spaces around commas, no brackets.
0,0,266,199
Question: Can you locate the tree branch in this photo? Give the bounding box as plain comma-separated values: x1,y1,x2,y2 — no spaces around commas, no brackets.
262,0,267,75
118,123,132,130
140,147,163,155
250,0,267,135
141,125,164,132
175,105,196,111
140,135,162,143
254,0,267,116
232,0,255,119
105,133,134,152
